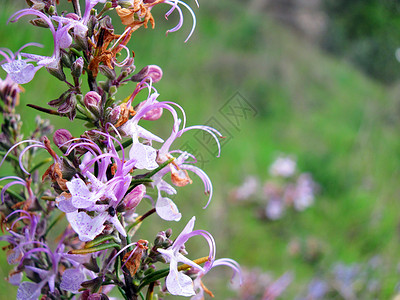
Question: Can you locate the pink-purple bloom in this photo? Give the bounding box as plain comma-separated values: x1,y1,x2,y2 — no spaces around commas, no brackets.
0,1,241,299
158,216,215,296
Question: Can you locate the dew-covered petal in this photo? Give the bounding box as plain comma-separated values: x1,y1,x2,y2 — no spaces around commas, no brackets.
129,143,159,170
66,178,94,209
67,211,107,242
155,196,181,221
2,60,39,84
56,193,77,213
60,268,85,293
8,271,22,286
166,262,195,296
17,281,43,300
7,247,23,265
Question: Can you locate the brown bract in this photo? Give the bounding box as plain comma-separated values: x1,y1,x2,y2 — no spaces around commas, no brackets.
116,0,164,32
122,239,148,276
171,166,193,187
42,162,68,191
114,102,136,127
88,28,123,77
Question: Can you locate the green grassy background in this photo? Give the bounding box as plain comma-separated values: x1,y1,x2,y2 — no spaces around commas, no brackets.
1,0,400,298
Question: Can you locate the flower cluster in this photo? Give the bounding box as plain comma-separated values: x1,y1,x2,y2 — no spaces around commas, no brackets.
0,1,241,299
231,155,318,220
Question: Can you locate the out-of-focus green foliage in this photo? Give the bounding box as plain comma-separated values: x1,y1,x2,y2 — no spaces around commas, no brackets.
323,0,400,83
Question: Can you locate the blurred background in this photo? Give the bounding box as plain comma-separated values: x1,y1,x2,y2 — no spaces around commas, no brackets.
2,0,400,298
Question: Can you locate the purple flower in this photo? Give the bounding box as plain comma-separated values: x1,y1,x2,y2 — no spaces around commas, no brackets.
269,156,297,178
2,6,90,84
58,166,131,241
0,210,39,265
15,239,88,299
191,258,242,300
56,134,139,241
158,216,215,296
163,0,200,42
262,272,293,300
151,118,221,221
0,44,43,84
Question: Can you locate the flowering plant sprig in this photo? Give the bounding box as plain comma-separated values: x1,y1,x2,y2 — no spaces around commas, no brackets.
0,1,241,299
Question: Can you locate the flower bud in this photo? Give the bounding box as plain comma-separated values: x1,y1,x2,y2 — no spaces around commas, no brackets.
66,13,79,20
107,106,121,124
61,52,73,68
74,31,88,50
87,15,98,37
84,91,101,117
53,129,73,151
118,1,134,8
58,94,77,114
88,294,109,300
130,65,163,83
99,65,116,79
154,235,165,246
84,91,101,107
136,101,163,121
71,57,84,78
46,63,66,81
147,65,163,83
48,5,56,15
123,184,146,210
29,18,49,28
165,228,172,238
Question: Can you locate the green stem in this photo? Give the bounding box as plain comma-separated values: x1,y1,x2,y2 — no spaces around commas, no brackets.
139,292,145,300
144,158,174,179
84,235,119,249
118,286,129,300
68,242,120,254
145,282,155,300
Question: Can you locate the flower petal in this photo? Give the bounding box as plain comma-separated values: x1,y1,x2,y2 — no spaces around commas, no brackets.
2,60,39,84
166,266,196,296
155,196,181,221
56,193,76,213
66,178,94,209
67,211,107,241
129,143,159,170
60,268,85,293
17,281,43,300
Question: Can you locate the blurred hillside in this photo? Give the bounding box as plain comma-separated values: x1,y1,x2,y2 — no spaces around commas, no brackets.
1,0,400,299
